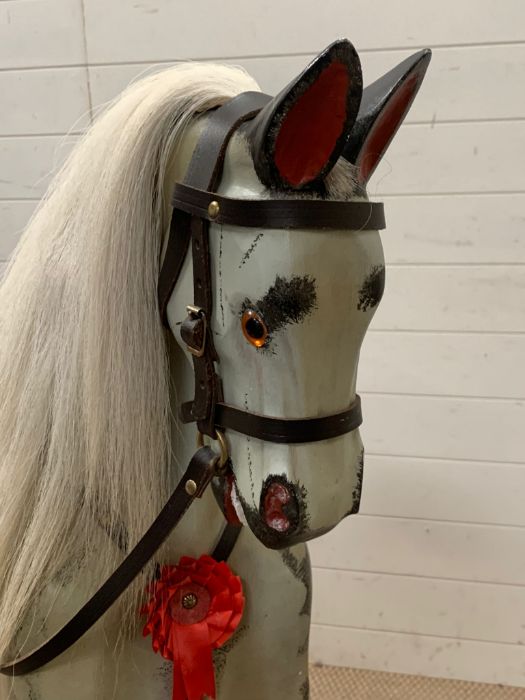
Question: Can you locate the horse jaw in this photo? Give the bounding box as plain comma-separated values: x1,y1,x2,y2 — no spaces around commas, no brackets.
166,121,384,550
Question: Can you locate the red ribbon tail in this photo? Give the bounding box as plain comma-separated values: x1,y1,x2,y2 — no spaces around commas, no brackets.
176,622,216,700
172,661,187,700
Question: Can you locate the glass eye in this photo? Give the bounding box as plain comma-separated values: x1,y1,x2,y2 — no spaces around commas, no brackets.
241,309,268,348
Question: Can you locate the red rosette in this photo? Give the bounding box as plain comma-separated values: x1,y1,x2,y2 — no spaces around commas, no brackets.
141,554,244,700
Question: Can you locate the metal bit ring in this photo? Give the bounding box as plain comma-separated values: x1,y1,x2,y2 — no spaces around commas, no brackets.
196,429,229,473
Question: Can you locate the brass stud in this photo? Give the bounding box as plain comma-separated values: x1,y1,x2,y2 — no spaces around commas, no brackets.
185,479,197,496
182,593,198,610
207,200,220,219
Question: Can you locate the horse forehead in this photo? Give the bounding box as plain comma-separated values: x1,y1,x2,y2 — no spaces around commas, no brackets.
219,130,266,198
217,132,377,269
173,121,383,297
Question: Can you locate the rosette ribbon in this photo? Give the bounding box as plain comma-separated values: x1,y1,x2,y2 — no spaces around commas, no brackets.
141,554,245,700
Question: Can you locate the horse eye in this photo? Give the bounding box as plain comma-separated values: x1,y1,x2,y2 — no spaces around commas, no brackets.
241,309,268,348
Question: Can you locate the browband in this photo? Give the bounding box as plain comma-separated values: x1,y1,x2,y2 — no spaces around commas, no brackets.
172,183,385,230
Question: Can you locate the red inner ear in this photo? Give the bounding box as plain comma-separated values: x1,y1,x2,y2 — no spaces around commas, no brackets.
274,61,350,187
359,74,418,183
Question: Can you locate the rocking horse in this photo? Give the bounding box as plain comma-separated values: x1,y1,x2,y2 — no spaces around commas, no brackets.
0,40,430,699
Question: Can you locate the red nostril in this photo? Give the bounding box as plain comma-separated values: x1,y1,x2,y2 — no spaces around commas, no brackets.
263,482,292,532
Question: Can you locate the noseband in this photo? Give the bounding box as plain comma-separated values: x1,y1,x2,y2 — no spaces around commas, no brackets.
1,92,385,676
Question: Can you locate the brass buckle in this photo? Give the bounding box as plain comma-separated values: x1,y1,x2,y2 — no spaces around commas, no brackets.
197,429,229,475
185,305,206,358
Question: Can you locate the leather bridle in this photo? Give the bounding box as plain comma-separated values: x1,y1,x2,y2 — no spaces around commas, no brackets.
1,91,385,676
159,91,383,446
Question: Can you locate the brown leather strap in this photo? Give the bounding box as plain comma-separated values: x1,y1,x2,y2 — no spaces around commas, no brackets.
158,91,271,324
172,183,386,231
158,208,192,323
181,396,362,444
186,209,223,437
211,522,243,562
164,92,272,438
0,447,219,677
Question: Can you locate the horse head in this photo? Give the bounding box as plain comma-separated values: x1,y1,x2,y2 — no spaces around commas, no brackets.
163,40,431,549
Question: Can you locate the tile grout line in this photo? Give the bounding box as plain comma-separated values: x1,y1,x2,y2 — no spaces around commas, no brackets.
310,622,525,649
1,39,525,74
79,0,93,124
360,390,525,402
312,561,525,588
1,118,525,139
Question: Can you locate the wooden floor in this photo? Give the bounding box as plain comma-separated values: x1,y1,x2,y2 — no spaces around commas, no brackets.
310,665,525,699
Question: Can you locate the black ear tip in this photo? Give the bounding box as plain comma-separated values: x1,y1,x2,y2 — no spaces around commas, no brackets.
300,38,362,83
395,49,431,99
416,47,432,60
412,48,432,78
322,37,362,72
392,48,432,87
403,49,432,100
341,47,432,183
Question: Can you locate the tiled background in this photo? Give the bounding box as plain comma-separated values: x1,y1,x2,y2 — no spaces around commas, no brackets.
1,0,524,687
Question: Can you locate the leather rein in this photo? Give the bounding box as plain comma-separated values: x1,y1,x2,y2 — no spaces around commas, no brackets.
0,91,385,676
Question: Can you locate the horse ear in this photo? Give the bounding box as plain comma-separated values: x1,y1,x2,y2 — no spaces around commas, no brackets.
246,39,362,190
343,49,431,185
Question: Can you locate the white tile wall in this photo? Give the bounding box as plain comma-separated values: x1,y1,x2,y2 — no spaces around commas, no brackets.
0,201,37,259
1,0,525,688
371,122,525,195
0,68,90,135
0,135,79,199
371,266,525,332
309,516,525,584
360,455,525,526
311,626,525,686
312,569,525,643
361,394,524,463
360,332,525,398
88,44,525,123
380,194,525,264
0,0,85,69
81,0,524,63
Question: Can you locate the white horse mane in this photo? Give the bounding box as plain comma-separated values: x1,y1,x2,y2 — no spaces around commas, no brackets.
0,63,263,658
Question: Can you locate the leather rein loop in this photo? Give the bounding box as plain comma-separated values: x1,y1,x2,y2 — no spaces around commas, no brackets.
1,447,221,676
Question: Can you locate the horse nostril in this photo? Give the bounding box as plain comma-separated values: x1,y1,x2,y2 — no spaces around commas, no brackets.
263,481,293,532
